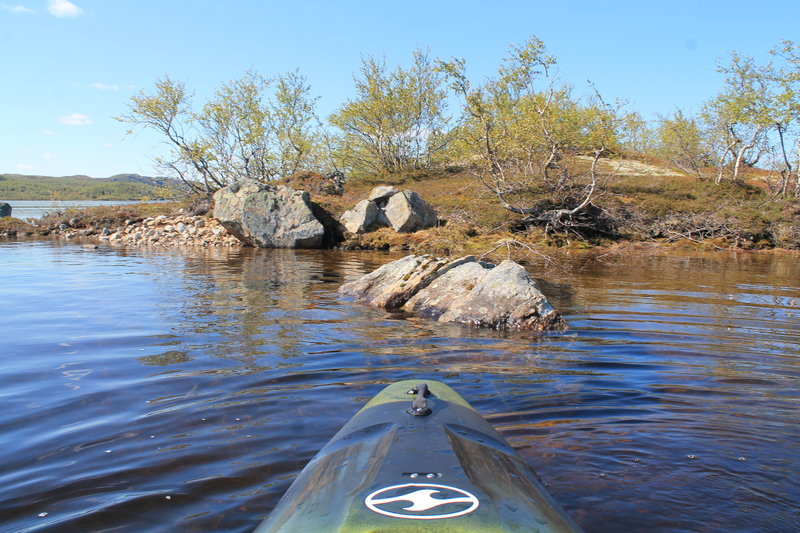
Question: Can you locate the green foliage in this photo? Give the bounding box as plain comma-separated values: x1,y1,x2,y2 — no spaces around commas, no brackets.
118,70,323,193
329,49,451,176
618,110,655,155
655,109,711,178
769,40,800,196
273,69,326,175
438,36,621,226
702,52,779,183
697,42,800,195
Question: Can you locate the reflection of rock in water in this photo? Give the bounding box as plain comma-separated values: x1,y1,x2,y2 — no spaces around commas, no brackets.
142,247,403,366
140,350,192,366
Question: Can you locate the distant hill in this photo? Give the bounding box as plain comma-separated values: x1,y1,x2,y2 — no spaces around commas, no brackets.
0,173,190,201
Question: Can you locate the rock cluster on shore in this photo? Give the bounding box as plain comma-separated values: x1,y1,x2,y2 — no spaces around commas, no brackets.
55,214,242,247
340,186,437,234
339,254,567,331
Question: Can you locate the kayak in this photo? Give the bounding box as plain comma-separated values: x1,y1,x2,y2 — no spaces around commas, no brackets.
254,380,583,532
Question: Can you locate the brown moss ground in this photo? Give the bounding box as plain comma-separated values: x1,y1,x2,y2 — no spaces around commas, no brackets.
0,217,40,236
313,160,800,254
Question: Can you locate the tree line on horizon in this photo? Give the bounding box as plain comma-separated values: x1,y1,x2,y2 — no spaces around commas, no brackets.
117,36,800,234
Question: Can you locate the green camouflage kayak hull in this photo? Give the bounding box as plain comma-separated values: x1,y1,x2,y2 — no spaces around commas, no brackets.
254,380,583,532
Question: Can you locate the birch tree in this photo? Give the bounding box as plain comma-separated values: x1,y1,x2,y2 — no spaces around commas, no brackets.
118,70,322,193
329,49,450,175
438,37,620,235
703,53,774,184
770,40,800,196
656,109,711,179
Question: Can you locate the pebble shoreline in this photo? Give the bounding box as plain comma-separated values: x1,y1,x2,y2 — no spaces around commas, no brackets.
55,214,243,248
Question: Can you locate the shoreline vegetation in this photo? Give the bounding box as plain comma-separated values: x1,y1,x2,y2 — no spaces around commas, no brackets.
3,36,799,254
1,156,798,257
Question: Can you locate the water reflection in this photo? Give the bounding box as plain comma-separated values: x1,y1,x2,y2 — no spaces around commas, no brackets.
0,242,798,532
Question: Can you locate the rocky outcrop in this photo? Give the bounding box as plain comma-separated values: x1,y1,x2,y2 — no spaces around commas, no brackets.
339,254,566,331
404,259,566,330
339,186,437,235
368,186,399,203
0,202,11,217
213,179,325,248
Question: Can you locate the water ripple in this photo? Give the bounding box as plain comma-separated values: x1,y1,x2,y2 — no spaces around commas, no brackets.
0,243,798,532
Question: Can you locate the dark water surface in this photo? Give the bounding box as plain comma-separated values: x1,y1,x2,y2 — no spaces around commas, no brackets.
1,241,798,532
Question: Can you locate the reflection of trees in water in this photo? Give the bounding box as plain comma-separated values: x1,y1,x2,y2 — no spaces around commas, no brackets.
552,250,800,418
554,250,798,321
133,247,398,368
125,246,798,376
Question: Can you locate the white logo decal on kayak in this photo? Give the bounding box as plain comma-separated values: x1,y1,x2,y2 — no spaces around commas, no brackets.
364,483,479,519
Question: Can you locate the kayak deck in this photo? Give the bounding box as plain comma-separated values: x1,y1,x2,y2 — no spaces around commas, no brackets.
254,380,583,532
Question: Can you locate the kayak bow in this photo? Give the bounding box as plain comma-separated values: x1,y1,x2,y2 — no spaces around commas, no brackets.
254,380,583,532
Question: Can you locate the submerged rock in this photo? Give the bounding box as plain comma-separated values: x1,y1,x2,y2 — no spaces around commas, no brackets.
338,255,473,310
340,254,566,331
404,259,566,331
213,179,325,248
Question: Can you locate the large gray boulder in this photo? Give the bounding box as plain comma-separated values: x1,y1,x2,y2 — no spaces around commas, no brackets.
339,254,473,310
404,259,566,331
383,191,437,233
213,179,325,248
0,202,11,217
339,199,381,234
340,254,566,331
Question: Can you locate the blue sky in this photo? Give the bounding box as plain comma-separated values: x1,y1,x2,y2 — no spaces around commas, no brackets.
1,0,798,178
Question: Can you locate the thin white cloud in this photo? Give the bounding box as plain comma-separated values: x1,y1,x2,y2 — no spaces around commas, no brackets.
1,4,36,13
90,82,120,91
60,113,92,125
43,129,59,136
71,82,136,91
42,152,55,159
47,0,82,18
17,163,36,170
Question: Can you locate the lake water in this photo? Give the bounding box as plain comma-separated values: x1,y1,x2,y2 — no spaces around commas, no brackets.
0,200,144,220
0,241,798,532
